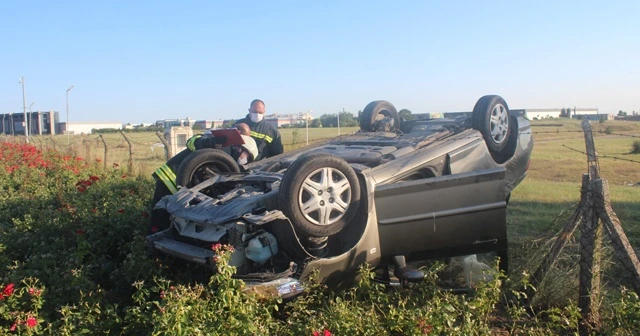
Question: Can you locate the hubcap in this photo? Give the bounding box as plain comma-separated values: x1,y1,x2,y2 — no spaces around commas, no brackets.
489,104,509,144
298,167,351,226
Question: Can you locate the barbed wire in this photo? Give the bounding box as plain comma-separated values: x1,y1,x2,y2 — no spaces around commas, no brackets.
562,145,640,164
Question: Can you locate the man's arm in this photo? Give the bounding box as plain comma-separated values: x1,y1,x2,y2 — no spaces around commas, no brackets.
189,134,227,151
268,128,284,157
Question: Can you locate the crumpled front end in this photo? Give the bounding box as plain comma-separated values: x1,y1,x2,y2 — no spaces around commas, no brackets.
145,173,312,298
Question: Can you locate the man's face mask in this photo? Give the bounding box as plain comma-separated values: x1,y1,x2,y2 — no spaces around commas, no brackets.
250,112,264,123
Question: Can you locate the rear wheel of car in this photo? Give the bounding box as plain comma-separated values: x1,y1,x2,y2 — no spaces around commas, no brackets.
176,149,240,188
472,95,512,152
279,153,361,237
360,100,400,132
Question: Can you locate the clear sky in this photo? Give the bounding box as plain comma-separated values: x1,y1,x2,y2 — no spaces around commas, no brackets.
1,0,638,124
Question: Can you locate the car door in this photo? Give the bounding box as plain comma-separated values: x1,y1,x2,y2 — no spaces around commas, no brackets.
373,166,508,259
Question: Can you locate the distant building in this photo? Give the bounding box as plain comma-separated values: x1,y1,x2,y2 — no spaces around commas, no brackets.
511,109,562,119
155,118,196,129
263,113,308,128
0,111,59,136
512,108,600,119
194,120,224,129
59,122,122,135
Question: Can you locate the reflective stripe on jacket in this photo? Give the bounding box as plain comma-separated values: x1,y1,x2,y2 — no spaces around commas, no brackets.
154,163,178,194
186,135,202,151
250,131,273,143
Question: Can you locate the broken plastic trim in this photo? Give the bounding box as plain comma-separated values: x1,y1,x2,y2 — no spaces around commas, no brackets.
243,277,305,299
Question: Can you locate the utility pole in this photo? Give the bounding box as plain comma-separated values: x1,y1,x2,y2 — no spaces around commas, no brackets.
66,85,75,144
306,110,310,146
339,108,342,136
19,77,28,143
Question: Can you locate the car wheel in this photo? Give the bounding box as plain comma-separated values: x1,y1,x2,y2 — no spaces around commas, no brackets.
360,100,400,132
472,95,512,152
279,153,361,237
176,149,240,188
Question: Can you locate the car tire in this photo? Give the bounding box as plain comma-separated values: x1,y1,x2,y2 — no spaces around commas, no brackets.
360,100,400,132
279,153,361,237
472,95,512,152
176,149,240,188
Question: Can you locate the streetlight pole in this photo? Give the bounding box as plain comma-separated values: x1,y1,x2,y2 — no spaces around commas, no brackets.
19,77,28,143
338,108,342,136
66,85,74,144
306,110,310,146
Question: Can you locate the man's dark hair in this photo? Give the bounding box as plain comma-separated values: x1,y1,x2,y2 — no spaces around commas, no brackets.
250,99,265,109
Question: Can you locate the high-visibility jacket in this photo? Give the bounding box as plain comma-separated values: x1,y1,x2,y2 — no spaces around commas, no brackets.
152,134,210,194
234,115,283,161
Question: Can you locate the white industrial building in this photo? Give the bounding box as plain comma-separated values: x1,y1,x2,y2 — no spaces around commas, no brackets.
60,122,122,135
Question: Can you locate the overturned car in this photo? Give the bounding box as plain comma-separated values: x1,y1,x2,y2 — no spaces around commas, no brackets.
146,95,533,298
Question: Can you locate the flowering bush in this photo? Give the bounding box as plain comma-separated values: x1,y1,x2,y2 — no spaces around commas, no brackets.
0,142,638,335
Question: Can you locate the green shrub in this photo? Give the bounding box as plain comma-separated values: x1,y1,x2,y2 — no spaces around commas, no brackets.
631,140,640,154
1,142,640,335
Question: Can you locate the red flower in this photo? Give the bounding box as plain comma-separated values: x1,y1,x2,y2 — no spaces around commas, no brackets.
26,316,37,328
211,243,222,251
3,283,14,297
76,229,85,235
10,323,16,331
313,330,332,336
28,288,41,296
122,174,128,179
118,209,125,213
150,226,158,233
89,175,100,182
77,186,87,193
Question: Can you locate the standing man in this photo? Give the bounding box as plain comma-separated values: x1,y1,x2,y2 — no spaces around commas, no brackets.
234,99,283,161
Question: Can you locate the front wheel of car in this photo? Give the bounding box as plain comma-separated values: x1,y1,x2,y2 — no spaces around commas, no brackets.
279,153,361,238
176,149,240,188
472,95,512,152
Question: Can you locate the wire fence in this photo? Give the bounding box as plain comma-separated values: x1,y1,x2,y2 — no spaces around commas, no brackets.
0,127,638,175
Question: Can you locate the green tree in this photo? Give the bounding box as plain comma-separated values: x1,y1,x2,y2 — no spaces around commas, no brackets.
618,110,627,117
310,119,322,128
338,111,358,127
319,114,336,127
398,109,413,121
